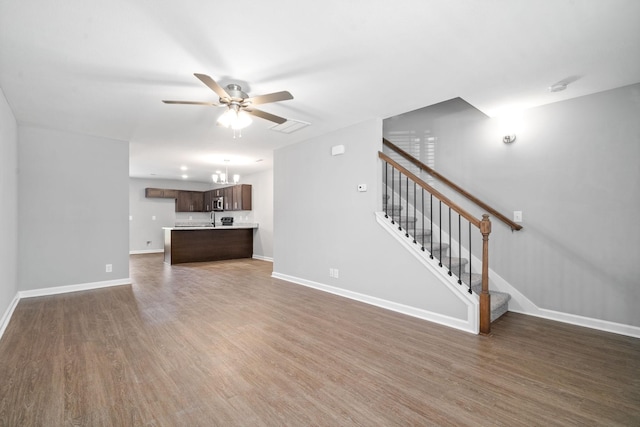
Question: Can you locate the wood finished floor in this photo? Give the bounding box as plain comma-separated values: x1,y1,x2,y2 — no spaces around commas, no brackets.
1,254,639,426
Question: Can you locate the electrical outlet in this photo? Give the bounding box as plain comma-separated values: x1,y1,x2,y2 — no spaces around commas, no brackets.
329,268,340,278
106,264,112,273
146,241,151,246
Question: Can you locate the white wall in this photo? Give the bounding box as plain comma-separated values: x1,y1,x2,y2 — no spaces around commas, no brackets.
0,88,18,328
385,84,640,328
18,126,130,291
273,119,468,320
241,169,274,260
129,178,213,253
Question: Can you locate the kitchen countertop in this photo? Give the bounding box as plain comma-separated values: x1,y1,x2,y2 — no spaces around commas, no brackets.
163,223,259,230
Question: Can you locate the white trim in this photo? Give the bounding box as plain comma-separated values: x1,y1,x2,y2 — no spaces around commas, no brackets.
253,254,274,262
509,307,640,338
1,278,131,341
375,212,479,333
272,272,477,334
0,294,20,341
461,242,640,338
376,211,640,338
19,278,131,299
129,249,164,255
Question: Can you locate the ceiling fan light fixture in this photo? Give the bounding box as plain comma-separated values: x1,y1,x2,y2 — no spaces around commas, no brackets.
217,105,252,130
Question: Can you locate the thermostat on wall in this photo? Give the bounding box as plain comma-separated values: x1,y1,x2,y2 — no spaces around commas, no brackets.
331,145,345,156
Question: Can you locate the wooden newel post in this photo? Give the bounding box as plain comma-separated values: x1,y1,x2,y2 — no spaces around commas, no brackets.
480,214,492,335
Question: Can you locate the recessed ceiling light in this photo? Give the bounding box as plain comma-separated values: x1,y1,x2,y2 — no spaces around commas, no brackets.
180,166,188,171
181,174,188,179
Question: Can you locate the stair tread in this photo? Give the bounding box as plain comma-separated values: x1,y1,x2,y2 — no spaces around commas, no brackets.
439,256,468,267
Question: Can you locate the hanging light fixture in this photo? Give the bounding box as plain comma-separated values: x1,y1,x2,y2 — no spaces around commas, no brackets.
211,160,240,185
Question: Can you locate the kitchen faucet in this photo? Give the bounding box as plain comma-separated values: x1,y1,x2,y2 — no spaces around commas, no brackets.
211,211,216,227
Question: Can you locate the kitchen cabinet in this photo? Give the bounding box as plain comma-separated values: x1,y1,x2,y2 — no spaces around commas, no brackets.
176,191,204,212
145,186,250,212
203,190,214,212
164,226,255,264
221,185,251,211
145,188,179,199
223,187,234,211
232,184,252,211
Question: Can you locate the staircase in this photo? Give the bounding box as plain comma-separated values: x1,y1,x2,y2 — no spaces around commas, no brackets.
379,139,522,333
383,196,511,323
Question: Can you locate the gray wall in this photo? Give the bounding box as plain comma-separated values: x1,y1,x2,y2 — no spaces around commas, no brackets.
273,119,467,319
18,126,130,291
385,84,640,327
0,89,18,321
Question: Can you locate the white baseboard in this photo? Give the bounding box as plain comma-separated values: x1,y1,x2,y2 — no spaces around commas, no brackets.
253,254,274,262
376,211,640,339
509,307,640,339
271,272,477,334
1,277,131,342
0,294,20,341
457,237,640,338
19,278,132,299
130,249,164,255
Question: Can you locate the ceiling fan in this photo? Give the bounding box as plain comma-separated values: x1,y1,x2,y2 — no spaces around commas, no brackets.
163,73,293,130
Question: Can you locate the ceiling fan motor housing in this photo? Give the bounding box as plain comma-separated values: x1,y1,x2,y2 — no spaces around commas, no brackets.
223,84,249,104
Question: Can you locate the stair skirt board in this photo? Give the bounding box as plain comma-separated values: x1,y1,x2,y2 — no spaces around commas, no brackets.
375,212,481,334
379,210,511,305
272,272,478,335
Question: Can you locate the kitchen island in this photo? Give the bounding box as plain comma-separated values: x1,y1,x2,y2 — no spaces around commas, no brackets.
163,224,258,265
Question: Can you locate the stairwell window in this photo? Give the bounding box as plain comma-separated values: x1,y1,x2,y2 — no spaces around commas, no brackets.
384,130,436,187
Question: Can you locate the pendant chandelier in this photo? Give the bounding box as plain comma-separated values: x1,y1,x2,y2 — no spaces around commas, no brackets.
211,160,239,185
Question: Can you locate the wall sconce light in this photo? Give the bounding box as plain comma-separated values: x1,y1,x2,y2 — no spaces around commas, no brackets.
503,134,516,144
496,109,522,145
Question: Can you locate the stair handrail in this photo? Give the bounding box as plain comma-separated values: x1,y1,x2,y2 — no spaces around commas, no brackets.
380,152,481,228
379,150,492,334
383,138,523,231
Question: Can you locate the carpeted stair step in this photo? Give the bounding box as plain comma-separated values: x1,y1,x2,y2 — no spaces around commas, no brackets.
425,242,449,257
459,273,510,322
383,205,403,215
461,272,483,289
487,291,511,322
438,256,468,273
391,216,419,226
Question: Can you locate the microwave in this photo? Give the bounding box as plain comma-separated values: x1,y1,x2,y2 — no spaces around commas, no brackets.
213,196,224,211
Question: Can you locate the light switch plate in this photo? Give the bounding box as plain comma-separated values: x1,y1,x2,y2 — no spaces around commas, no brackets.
514,211,523,222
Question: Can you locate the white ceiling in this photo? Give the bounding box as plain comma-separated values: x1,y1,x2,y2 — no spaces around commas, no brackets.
1,0,639,183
